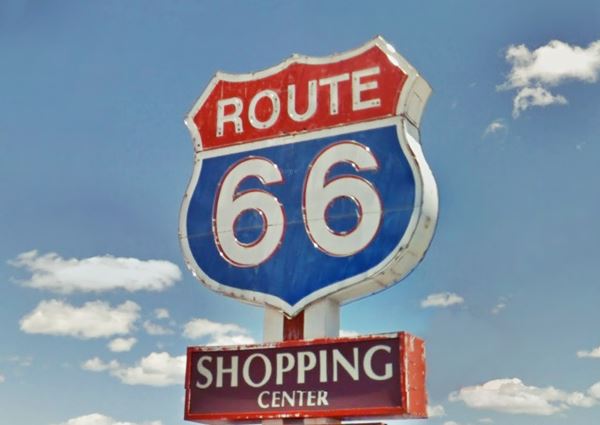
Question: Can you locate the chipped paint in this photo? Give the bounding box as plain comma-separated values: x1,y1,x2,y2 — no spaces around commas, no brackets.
185,332,426,422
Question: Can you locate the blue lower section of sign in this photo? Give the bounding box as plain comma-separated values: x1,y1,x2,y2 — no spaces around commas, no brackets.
186,124,415,306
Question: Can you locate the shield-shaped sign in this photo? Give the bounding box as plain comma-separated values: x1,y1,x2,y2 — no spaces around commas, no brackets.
180,37,438,316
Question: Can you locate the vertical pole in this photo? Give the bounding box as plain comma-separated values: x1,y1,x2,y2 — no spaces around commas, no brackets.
263,299,341,425
303,298,339,339
283,310,304,340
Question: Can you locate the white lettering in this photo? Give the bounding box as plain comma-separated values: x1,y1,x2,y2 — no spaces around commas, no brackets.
319,73,350,115
248,90,280,129
258,390,269,409
333,348,359,381
276,352,295,385
288,80,317,121
216,356,238,388
297,351,317,384
282,390,295,407
296,390,305,405
307,390,316,406
352,67,381,111
319,349,328,383
216,97,243,136
242,353,272,388
318,390,329,406
215,67,384,136
363,344,393,381
271,390,281,407
195,355,213,389
256,390,329,408
196,341,396,390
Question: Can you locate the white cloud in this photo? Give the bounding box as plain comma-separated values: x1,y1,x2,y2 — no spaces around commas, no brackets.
143,321,173,336
108,337,137,352
20,300,139,339
54,413,162,425
421,292,464,308
478,419,493,424
502,40,600,88
443,421,460,425
2,355,32,367
154,308,169,320
499,39,600,117
9,250,181,293
339,329,359,338
83,352,185,387
427,404,446,417
588,382,600,398
577,345,600,358
567,391,598,407
207,334,256,346
449,378,597,415
492,296,509,315
82,357,120,372
111,352,185,386
511,86,567,118
183,318,255,346
483,119,507,136
491,302,506,315
0,373,5,383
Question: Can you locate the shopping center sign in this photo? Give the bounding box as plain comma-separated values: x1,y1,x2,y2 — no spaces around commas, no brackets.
185,333,426,421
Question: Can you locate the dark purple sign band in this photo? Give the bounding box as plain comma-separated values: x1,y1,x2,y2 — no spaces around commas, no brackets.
184,332,426,422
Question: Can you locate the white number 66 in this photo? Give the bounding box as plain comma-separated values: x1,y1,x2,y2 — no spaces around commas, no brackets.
213,141,382,267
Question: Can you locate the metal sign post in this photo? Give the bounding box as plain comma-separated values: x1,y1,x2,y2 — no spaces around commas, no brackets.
180,36,438,423
263,301,340,425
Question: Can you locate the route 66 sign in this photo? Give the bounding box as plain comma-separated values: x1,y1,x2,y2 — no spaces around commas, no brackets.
180,37,438,316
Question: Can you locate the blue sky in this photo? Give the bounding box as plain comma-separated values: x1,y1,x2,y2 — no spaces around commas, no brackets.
1,1,600,425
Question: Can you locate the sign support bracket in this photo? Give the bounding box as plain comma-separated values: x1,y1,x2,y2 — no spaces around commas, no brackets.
263,299,340,424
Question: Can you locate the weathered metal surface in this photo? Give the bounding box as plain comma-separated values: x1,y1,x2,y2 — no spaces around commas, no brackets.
179,36,438,316
184,333,427,422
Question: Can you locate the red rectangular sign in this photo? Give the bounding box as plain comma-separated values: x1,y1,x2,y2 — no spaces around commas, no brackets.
184,332,426,422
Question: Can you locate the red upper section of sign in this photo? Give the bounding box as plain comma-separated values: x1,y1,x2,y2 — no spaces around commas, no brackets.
191,45,407,151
